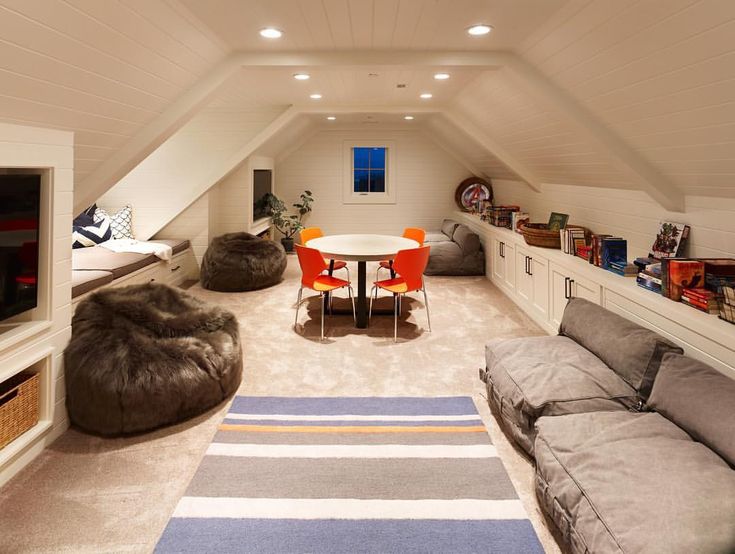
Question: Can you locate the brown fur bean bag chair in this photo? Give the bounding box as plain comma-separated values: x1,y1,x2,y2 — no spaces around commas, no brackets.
64,283,243,436
200,232,286,292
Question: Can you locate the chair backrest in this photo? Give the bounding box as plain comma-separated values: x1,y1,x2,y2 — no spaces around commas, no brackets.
300,226,323,245
403,227,426,246
295,244,328,287
393,246,431,291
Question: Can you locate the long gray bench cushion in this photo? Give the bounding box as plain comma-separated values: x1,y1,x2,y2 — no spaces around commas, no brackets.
424,232,451,244
560,298,683,399
484,336,636,456
440,218,459,238
453,224,481,256
649,353,735,466
150,238,190,255
72,270,113,298
535,411,735,554
72,246,156,279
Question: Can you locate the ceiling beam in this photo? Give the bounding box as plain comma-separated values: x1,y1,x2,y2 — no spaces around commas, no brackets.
74,56,241,214
443,110,543,192
232,50,509,68
502,56,685,212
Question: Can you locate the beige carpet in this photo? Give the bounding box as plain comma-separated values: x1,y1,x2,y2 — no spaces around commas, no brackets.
0,257,558,553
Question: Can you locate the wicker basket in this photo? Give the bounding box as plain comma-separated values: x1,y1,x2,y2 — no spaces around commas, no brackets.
520,223,562,248
0,372,39,449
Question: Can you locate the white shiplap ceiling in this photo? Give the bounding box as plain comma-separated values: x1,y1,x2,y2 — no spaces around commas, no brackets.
0,0,734,213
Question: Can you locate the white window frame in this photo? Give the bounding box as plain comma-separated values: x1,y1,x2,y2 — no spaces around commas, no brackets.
342,140,396,204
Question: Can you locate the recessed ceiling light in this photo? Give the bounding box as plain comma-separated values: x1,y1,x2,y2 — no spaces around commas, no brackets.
467,24,492,36
404,115,414,120
293,73,310,80
326,116,336,120
434,73,450,80
259,27,283,39
420,93,433,99
310,93,322,99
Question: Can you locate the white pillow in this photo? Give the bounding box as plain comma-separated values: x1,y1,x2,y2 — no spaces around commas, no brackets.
95,205,133,239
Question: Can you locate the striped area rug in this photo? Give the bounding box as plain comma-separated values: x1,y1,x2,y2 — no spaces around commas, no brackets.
156,396,543,553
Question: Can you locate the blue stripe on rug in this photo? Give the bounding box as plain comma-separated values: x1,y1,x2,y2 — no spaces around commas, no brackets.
220,418,484,427
228,396,478,416
156,518,544,554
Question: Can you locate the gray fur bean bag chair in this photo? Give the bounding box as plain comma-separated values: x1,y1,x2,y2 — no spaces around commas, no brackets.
200,232,286,292
64,283,243,436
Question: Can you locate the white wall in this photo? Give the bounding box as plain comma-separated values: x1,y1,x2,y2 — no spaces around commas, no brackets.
493,180,735,260
99,105,286,240
276,128,471,235
0,122,73,486
153,193,210,266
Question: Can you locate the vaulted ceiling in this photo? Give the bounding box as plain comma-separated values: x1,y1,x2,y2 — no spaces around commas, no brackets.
0,0,733,216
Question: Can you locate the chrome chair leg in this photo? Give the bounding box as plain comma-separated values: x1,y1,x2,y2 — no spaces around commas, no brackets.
294,286,303,328
423,285,432,332
320,292,325,341
348,286,356,324
394,294,399,342
369,285,377,320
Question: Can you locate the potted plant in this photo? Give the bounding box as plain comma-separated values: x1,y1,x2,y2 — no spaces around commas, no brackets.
265,190,314,252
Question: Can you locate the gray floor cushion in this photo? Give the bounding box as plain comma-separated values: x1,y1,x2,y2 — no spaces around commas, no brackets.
64,283,243,435
200,232,286,292
535,411,735,554
484,335,636,456
424,232,451,243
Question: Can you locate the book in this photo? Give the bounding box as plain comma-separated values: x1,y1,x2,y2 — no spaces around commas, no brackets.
590,234,612,266
548,212,569,232
601,238,627,274
511,212,530,234
650,221,690,259
668,260,705,301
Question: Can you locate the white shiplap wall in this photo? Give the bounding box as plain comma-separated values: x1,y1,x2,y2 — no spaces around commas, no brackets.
0,122,74,486
99,105,287,240
493,180,735,260
153,193,209,266
276,128,471,235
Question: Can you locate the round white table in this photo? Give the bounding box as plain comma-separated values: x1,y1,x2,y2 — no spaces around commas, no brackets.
305,234,420,328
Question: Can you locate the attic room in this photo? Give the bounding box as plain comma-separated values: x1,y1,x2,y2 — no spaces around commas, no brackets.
0,0,733,552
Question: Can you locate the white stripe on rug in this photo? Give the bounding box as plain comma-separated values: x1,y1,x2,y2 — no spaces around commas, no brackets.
224,414,482,422
173,497,529,520
206,443,498,458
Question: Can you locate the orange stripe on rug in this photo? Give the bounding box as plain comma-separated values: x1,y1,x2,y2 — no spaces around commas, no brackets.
219,424,487,434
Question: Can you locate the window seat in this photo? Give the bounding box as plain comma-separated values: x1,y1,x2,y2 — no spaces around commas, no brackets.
72,239,194,300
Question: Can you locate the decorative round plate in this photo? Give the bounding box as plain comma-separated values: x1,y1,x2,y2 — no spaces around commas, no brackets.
455,177,493,211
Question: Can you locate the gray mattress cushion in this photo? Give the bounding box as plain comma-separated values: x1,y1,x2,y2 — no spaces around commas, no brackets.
560,298,683,399
452,225,481,255
649,353,735,466
71,270,113,298
440,218,459,239
424,241,462,274
424,232,451,244
484,336,636,455
535,411,735,554
72,246,157,279
150,238,190,255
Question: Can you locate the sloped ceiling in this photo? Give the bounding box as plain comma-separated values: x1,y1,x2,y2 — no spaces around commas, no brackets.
0,0,733,214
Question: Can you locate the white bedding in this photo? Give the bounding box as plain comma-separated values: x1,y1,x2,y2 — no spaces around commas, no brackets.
99,238,173,261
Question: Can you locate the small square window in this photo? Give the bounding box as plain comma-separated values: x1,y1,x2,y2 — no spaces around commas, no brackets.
343,141,395,204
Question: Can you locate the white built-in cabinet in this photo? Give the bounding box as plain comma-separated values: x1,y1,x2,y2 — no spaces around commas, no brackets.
454,211,735,378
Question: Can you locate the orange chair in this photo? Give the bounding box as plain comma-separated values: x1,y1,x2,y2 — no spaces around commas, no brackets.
376,227,426,281
300,227,350,282
370,245,431,342
295,244,355,341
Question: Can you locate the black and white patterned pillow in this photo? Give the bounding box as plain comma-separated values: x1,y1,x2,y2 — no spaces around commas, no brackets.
72,216,112,249
94,204,134,239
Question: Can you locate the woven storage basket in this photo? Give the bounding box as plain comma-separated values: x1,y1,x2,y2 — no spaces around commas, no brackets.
520,223,589,249
0,372,39,449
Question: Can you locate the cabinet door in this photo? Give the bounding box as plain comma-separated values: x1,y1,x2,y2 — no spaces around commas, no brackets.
571,276,601,304
529,254,549,320
549,265,569,329
502,241,516,292
492,237,505,283
515,247,532,305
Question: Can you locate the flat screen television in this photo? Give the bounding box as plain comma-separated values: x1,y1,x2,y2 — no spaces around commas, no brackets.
252,169,272,221
0,174,41,321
